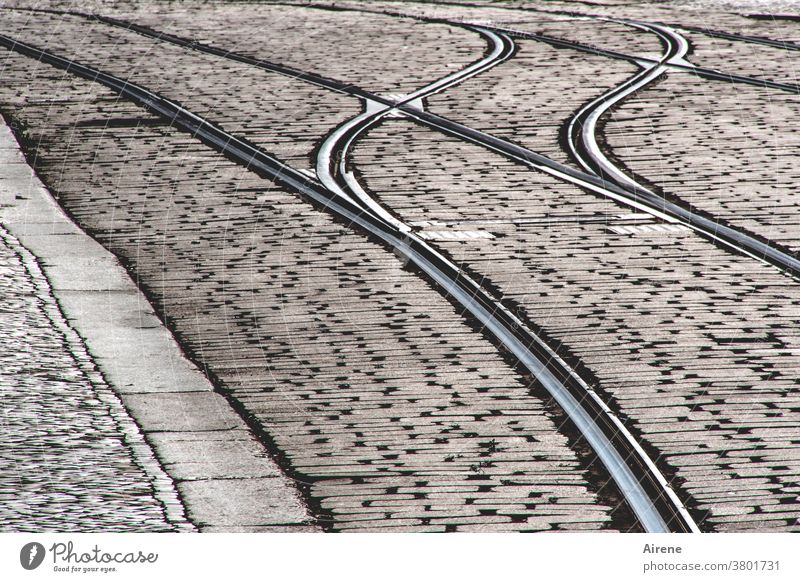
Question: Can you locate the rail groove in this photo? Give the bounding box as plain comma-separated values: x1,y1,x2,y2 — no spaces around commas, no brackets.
81,9,800,283
0,30,698,533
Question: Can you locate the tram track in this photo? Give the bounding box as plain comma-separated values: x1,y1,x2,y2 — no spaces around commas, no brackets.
549,17,800,279
565,20,690,193
4,4,797,530
315,25,513,232
0,30,698,533
53,8,800,283
1,0,799,534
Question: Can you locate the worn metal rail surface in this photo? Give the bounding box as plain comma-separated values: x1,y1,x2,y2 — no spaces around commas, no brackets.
67,8,800,281
0,30,699,533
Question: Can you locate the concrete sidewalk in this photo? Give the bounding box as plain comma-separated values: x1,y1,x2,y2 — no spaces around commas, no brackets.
0,115,314,532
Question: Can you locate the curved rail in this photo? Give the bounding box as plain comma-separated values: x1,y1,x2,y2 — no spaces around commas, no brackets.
554,18,800,278
316,26,514,232
566,20,690,194
0,31,698,533
68,9,800,280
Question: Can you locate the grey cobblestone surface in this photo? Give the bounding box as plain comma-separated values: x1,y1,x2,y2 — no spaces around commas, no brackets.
1,0,798,534
604,74,800,254
105,2,487,98
0,225,173,532
353,118,800,532
0,46,618,531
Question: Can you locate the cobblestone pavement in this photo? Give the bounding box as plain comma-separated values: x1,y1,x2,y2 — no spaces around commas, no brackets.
0,50,619,532
604,75,800,255
0,0,799,532
0,225,173,532
353,118,800,532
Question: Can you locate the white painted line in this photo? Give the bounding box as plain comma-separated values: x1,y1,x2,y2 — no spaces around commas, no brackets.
610,223,692,235
418,230,495,240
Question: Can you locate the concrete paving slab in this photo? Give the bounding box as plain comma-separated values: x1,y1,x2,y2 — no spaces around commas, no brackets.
148,429,285,481
177,477,311,527
55,288,211,394
0,112,315,531
123,392,245,433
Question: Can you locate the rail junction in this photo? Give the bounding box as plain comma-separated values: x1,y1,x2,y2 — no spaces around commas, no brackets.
0,0,798,533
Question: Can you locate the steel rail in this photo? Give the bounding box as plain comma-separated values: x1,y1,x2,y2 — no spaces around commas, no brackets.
316,25,514,233
484,24,800,95
565,20,688,193
89,13,515,230
82,11,800,280
0,32,698,533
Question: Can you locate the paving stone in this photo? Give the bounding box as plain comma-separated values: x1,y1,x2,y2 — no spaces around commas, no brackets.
354,116,800,532
0,33,615,531
0,224,173,532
